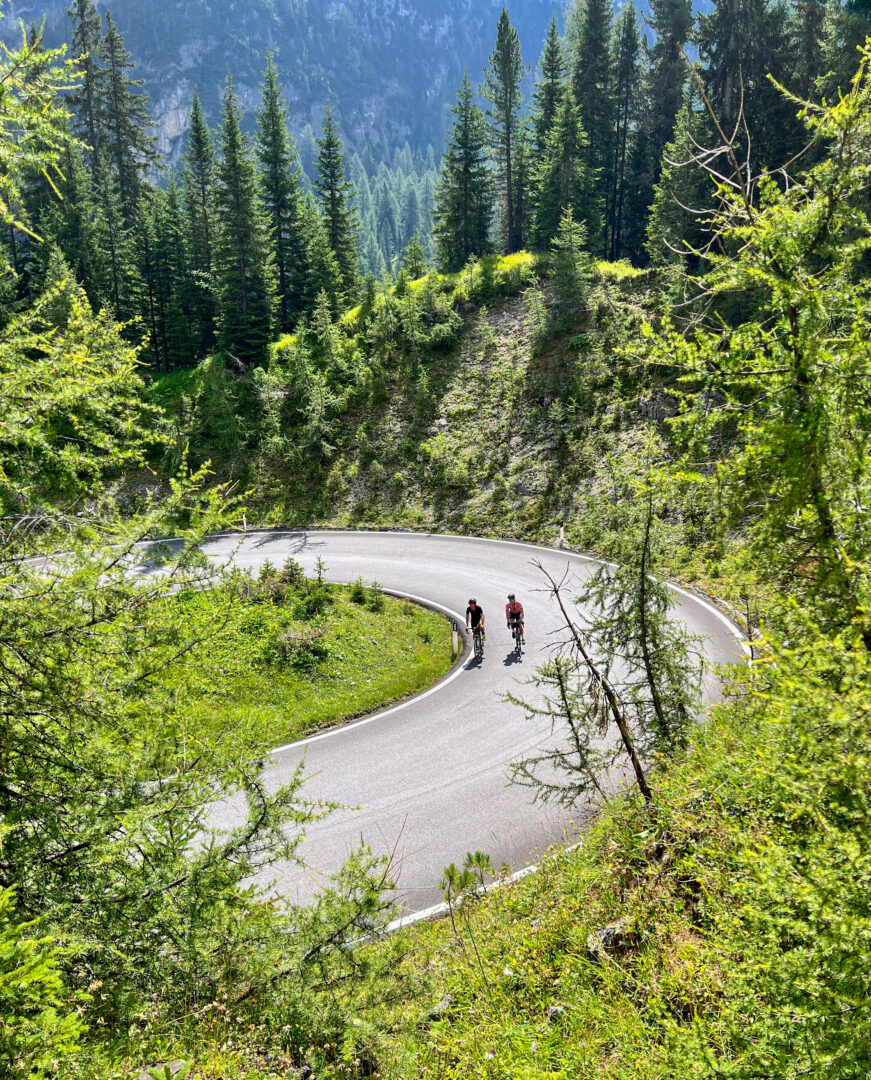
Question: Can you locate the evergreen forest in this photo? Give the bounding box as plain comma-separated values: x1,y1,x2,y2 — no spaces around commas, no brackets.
3,0,871,1077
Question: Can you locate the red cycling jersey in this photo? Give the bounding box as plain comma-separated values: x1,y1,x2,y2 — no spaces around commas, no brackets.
506,600,524,620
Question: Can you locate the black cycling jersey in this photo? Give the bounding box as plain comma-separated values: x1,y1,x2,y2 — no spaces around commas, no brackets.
466,604,484,629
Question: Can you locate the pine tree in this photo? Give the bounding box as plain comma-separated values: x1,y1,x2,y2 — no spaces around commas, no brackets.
101,12,158,219
93,153,136,318
66,0,105,156
256,54,309,329
551,205,592,323
300,194,343,313
695,0,801,168
644,0,694,169
791,0,827,98
402,230,427,277
39,148,103,305
570,0,615,254
433,74,494,272
610,6,641,260
621,0,693,260
213,75,276,365
531,16,566,164
184,90,215,277
513,120,535,251
820,0,869,93
314,107,360,302
645,91,712,267
151,177,196,368
182,89,217,353
534,89,590,249
482,9,528,253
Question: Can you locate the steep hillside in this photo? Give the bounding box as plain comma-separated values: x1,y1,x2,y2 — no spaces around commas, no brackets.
2,0,564,159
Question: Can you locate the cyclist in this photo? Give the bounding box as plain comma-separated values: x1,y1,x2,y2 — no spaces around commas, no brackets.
506,594,525,643
465,598,485,649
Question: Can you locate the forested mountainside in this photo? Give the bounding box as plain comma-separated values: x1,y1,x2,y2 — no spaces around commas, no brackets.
5,1,871,1078
1,0,565,160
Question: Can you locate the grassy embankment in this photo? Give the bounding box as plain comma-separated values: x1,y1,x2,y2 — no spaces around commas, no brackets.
113,256,871,1079
164,568,454,749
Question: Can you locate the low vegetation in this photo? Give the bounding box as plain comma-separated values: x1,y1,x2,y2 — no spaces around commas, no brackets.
165,563,454,749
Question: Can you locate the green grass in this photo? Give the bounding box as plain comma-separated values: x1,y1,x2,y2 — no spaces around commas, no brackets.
318,629,871,1080
163,573,455,748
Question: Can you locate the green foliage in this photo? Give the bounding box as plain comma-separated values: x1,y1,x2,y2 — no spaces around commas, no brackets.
644,49,871,642
434,73,494,273
213,75,277,366
314,108,360,303
0,255,158,513
550,205,593,321
533,89,591,249
483,9,528,254
0,879,84,1077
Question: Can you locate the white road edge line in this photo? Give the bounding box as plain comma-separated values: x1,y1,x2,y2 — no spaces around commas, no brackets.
269,591,468,756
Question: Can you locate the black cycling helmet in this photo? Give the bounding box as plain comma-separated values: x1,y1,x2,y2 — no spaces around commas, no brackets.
508,593,516,601
468,598,477,605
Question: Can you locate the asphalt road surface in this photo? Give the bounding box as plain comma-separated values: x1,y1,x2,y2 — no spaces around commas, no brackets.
144,530,746,916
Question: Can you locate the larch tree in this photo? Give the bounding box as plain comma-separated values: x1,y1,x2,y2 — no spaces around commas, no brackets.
433,73,494,272
482,8,527,253
256,54,309,329
213,75,276,365
314,107,360,303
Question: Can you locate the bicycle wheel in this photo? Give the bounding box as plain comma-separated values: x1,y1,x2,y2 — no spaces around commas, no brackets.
514,627,522,656
474,631,483,659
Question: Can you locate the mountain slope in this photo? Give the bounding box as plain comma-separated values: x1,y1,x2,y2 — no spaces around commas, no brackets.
3,0,565,159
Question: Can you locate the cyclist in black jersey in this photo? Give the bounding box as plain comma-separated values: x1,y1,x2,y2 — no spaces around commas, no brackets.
465,599,485,647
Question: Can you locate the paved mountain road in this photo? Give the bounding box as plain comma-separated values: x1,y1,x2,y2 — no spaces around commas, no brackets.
140,530,745,915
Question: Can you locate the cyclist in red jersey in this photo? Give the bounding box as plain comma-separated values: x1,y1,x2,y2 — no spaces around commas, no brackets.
505,594,525,643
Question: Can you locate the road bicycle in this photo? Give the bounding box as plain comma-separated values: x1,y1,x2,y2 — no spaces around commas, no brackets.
471,625,484,660
510,622,523,656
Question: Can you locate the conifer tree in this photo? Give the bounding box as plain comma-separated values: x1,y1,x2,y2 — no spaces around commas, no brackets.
821,0,871,92
256,54,309,329
182,89,217,353
433,74,494,272
482,9,527,253
621,0,693,260
66,0,105,157
93,153,136,318
184,90,215,277
301,195,343,313
101,11,158,219
570,0,615,253
314,107,360,302
534,89,590,249
513,120,535,251
213,75,276,365
645,92,711,267
403,231,427,277
40,148,103,304
152,176,196,367
644,0,694,169
610,6,641,260
695,0,801,167
791,0,827,97
551,204,592,321
532,16,566,164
